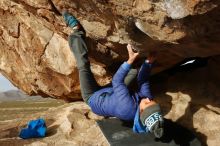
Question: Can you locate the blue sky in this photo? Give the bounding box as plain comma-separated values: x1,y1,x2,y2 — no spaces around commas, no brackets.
0,74,17,92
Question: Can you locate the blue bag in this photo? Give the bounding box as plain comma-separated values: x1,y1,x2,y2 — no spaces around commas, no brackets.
19,118,47,139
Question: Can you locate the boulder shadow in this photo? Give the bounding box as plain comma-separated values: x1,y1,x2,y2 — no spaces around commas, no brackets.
45,119,59,137
97,118,201,146
46,124,59,137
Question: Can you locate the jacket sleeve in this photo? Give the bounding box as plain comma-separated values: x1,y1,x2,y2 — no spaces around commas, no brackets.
137,61,153,99
112,62,131,88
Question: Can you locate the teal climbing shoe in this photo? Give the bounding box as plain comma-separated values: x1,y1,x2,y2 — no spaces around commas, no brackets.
62,11,79,28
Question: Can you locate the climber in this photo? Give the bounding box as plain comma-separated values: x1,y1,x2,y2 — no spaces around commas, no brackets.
63,11,164,138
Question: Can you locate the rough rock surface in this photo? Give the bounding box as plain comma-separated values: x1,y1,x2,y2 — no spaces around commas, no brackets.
1,0,220,99
0,102,108,146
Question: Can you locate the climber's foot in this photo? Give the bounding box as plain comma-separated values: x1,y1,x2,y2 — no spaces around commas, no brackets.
62,10,80,30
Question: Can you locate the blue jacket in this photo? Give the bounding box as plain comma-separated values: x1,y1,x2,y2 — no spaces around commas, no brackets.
88,61,153,121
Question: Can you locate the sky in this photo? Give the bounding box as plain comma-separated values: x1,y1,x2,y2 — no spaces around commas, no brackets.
0,74,17,92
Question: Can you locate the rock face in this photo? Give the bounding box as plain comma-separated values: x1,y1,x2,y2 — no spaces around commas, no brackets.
151,56,220,146
1,0,220,100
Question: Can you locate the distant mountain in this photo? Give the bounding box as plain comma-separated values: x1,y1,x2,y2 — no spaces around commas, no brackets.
0,90,44,101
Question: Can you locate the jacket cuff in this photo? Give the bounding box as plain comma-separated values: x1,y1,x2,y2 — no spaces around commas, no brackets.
144,60,153,67
122,62,131,71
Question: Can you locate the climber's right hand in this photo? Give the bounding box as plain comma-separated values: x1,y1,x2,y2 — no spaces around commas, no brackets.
127,44,139,65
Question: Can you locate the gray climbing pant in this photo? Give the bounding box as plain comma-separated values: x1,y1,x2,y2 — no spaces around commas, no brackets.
68,30,137,103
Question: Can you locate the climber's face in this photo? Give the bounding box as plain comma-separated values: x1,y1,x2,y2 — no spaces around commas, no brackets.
139,98,157,114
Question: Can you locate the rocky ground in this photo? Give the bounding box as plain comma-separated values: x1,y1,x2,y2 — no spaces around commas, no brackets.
0,102,108,146
1,0,220,100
